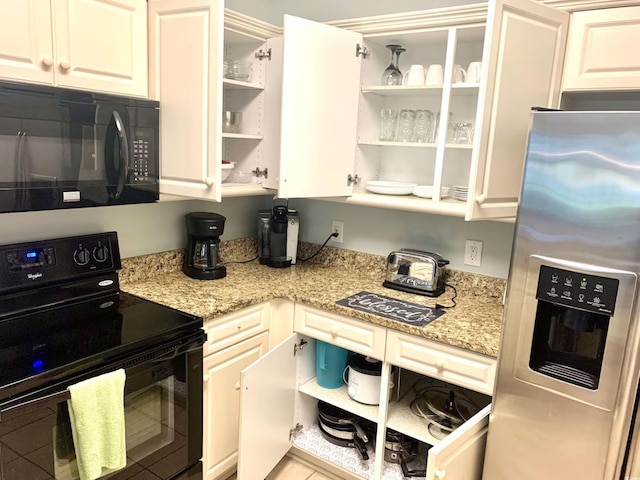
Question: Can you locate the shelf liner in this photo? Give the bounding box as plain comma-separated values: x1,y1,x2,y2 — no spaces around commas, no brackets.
336,291,444,326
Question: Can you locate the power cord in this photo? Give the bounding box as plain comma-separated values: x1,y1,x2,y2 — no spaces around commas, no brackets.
222,254,259,265
298,232,338,262
435,284,457,310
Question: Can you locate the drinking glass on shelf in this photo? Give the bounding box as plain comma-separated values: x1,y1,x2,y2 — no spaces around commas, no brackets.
381,44,404,86
453,122,475,144
414,110,434,143
396,109,416,143
379,109,398,141
432,111,452,143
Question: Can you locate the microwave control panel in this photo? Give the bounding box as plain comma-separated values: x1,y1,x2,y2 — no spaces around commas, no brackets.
536,265,619,315
131,127,156,183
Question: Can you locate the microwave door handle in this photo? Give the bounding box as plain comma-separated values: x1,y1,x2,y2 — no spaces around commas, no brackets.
13,131,27,208
105,110,130,200
0,389,71,420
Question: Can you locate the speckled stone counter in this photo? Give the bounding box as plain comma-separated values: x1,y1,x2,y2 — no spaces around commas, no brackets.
120,240,505,358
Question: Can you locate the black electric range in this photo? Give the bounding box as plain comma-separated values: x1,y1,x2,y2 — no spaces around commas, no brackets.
0,231,203,401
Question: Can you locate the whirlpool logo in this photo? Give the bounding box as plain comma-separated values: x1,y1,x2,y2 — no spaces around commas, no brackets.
27,272,43,280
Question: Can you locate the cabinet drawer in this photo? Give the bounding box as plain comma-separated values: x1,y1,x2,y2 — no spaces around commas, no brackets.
386,330,496,395
294,304,386,359
204,302,270,355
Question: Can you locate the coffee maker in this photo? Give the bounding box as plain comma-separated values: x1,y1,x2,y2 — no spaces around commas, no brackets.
258,205,299,268
183,212,226,280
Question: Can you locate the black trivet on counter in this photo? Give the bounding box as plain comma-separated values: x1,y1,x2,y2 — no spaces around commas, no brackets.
336,291,444,327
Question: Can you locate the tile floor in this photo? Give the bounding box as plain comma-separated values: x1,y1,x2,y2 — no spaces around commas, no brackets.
226,455,335,480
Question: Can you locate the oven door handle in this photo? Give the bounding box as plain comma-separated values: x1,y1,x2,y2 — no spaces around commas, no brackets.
0,389,70,420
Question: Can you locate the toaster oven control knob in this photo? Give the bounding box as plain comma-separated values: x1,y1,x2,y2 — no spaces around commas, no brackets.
73,248,90,266
93,244,109,262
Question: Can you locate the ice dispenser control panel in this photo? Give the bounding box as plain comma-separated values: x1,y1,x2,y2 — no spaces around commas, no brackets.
537,265,619,316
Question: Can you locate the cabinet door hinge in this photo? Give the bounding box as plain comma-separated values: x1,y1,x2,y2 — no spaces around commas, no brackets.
355,44,369,58
347,173,360,186
252,167,268,179
294,339,307,356
289,423,303,440
255,48,271,61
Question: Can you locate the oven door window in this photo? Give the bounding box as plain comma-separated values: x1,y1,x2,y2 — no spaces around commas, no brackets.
0,355,192,480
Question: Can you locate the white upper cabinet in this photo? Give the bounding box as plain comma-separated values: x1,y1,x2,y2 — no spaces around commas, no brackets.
0,0,147,96
148,0,224,200
562,6,640,91
338,0,568,220
278,15,363,199
468,0,568,220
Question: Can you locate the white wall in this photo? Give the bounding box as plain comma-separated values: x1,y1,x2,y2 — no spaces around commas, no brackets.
288,199,515,278
0,196,264,259
225,0,475,26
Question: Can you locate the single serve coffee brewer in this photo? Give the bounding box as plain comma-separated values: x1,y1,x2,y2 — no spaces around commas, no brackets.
183,212,227,280
258,204,299,268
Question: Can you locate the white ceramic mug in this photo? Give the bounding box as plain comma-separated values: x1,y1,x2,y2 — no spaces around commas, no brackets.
425,64,444,87
452,64,466,84
403,64,426,86
465,61,482,83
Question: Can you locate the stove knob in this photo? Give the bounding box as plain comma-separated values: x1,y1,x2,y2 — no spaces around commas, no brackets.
73,248,90,265
93,245,109,262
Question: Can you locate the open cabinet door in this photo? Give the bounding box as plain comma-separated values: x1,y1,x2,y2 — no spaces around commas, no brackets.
149,0,224,201
466,0,568,220
237,334,298,480
278,15,362,199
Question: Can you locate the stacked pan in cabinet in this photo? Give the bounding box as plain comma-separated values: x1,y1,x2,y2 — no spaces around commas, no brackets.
236,307,494,480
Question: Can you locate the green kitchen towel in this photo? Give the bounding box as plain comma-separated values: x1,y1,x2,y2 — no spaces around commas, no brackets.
67,369,127,480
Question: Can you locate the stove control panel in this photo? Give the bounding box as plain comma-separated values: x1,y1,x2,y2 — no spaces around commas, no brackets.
0,232,121,294
537,265,619,315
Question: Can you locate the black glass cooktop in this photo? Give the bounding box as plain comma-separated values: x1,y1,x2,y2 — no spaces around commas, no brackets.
0,276,202,401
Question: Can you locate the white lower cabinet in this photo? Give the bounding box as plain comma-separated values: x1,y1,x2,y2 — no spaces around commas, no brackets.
202,303,271,480
237,305,495,480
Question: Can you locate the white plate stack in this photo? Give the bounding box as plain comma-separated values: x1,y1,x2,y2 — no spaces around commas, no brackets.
412,185,451,199
452,185,468,201
365,181,417,195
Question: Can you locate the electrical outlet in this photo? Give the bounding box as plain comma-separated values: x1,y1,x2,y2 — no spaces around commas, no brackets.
331,220,344,243
464,239,483,267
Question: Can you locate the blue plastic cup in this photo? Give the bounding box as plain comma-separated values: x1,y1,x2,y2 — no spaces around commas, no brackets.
316,341,349,389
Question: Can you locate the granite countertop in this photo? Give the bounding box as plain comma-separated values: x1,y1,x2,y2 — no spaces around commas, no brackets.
120,240,505,358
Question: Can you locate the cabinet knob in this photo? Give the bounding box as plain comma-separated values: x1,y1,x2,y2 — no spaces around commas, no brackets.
235,381,241,391
59,60,71,71
203,374,210,383
330,327,339,337
435,470,446,479
435,358,445,370
41,56,53,67
204,177,214,187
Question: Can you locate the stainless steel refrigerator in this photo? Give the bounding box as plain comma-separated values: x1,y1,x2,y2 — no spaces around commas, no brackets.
483,110,640,479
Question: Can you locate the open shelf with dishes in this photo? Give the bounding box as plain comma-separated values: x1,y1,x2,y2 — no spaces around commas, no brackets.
349,24,484,214
220,25,282,197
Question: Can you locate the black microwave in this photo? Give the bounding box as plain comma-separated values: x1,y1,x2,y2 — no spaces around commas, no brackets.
0,81,159,213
